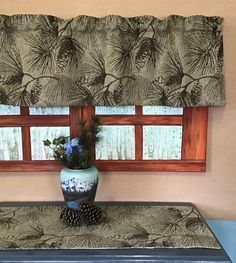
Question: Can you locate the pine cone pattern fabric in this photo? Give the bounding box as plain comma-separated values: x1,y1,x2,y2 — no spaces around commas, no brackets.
0,203,220,249
0,15,224,107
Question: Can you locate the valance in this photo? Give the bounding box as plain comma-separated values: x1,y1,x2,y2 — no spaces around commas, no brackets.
0,14,224,107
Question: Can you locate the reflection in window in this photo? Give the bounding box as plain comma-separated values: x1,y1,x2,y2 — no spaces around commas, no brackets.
143,106,183,115
95,106,135,115
29,107,69,115
143,126,182,160
0,105,20,115
96,126,135,160
0,127,22,160
30,127,70,160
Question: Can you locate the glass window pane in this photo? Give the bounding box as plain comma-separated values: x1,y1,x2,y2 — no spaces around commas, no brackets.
0,105,20,115
96,126,135,160
95,106,135,115
143,126,182,160
30,127,70,160
143,106,183,115
0,127,22,160
29,107,69,115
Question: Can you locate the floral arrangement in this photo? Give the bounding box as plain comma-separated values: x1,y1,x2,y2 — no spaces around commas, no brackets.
43,116,101,169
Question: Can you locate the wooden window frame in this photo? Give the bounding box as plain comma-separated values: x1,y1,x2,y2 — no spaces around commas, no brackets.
0,106,208,172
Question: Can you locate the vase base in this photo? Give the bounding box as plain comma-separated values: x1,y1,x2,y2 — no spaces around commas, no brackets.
66,200,80,210
66,197,95,211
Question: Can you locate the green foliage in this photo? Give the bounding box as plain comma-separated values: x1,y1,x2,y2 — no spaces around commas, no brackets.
43,116,101,169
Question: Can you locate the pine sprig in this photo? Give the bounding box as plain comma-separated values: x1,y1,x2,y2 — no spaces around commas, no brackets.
77,116,101,168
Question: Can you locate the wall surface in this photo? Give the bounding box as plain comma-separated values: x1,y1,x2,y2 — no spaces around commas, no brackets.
0,0,236,220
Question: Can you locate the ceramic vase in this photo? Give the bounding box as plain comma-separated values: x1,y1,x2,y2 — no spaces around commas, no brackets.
60,166,99,210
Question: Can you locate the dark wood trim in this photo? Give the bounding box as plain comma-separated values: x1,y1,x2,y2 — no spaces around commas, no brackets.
0,161,63,172
0,160,205,172
20,107,29,116
91,160,206,172
21,127,31,161
0,116,70,127
135,125,142,160
135,106,143,115
69,107,82,138
82,106,94,121
81,106,96,160
20,107,31,160
182,107,208,160
98,115,182,125
0,106,208,173
135,106,143,160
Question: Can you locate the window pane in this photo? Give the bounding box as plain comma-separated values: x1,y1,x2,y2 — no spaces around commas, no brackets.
0,105,20,115
0,127,22,160
95,106,135,115
96,126,135,160
143,126,182,160
29,107,69,115
143,106,183,115
30,127,70,160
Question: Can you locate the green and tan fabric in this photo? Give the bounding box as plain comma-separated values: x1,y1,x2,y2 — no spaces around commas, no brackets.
0,15,224,107
0,204,220,249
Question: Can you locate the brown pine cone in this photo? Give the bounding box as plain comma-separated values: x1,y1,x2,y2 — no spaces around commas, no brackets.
79,201,102,225
60,207,82,226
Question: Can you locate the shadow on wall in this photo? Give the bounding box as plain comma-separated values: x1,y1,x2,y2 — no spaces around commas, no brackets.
207,220,236,263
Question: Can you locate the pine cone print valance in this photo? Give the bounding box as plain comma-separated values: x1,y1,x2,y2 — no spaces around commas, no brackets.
0,14,224,107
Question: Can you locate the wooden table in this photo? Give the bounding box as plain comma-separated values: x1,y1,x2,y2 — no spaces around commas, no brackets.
0,202,232,263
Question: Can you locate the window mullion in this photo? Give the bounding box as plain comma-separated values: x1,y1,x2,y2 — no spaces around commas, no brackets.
20,107,31,161
135,106,143,160
82,106,95,121
182,107,208,161
69,106,83,138
82,106,95,160
135,125,142,160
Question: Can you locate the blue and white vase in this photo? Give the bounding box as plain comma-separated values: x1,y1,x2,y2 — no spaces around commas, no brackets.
60,166,99,210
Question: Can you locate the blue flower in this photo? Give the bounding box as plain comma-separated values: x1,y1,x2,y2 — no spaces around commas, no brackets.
64,137,83,157
73,144,83,153
64,142,72,155
71,137,80,146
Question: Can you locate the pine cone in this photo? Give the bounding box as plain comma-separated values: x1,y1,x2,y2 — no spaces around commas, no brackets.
86,206,102,224
135,48,151,73
60,207,82,226
79,201,92,214
56,50,72,74
113,81,123,104
30,79,42,104
79,201,102,225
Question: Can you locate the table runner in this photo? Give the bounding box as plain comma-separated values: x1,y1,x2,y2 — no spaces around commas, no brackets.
0,204,220,249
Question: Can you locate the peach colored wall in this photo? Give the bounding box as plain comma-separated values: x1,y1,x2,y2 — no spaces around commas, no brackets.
0,0,236,220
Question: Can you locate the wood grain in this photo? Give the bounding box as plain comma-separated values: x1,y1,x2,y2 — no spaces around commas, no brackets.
0,106,208,172
69,107,82,138
182,107,208,161
98,115,182,125
0,116,70,126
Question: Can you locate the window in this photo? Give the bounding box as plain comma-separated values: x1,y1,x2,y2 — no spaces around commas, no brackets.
0,105,208,172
